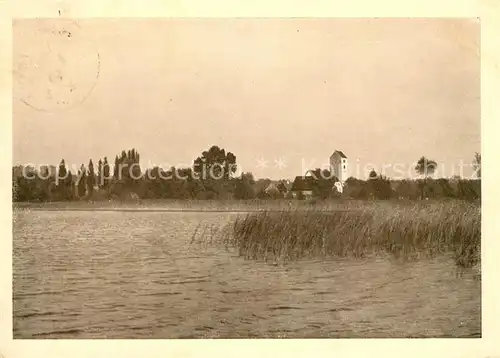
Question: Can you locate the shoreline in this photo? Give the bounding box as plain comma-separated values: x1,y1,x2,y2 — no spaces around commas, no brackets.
15,207,273,213
12,198,478,213
13,199,296,210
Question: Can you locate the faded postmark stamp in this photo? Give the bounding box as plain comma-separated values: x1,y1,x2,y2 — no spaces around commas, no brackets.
13,19,100,112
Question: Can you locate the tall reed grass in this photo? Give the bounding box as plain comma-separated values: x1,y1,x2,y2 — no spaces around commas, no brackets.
217,201,480,267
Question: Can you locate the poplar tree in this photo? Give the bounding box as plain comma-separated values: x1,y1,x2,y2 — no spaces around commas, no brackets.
87,159,95,198
97,158,103,189
77,164,87,198
103,157,110,189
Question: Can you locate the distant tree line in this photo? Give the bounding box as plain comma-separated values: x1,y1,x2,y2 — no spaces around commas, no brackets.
13,145,241,202
12,149,481,202
343,174,480,201
343,154,480,201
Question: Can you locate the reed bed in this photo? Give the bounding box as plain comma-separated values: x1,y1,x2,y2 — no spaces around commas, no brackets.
214,201,480,267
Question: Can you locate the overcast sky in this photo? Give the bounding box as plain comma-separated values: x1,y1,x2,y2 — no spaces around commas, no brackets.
13,18,480,179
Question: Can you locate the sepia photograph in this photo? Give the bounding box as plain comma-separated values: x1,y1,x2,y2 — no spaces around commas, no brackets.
11,18,481,339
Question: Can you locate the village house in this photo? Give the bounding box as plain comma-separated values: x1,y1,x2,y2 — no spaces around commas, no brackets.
263,180,291,198
289,175,315,199
290,150,349,198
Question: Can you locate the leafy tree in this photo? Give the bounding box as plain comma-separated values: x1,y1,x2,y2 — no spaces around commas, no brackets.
415,156,438,200
108,148,142,199
309,168,338,199
164,166,191,199
234,172,256,199
141,166,201,200
344,179,370,200
12,176,19,202
473,152,481,179
143,166,160,198
193,145,237,181
193,145,237,198
368,170,392,199
368,169,379,180
393,179,419,200
13,166,49,202
415,156,438,178
457,179,481,200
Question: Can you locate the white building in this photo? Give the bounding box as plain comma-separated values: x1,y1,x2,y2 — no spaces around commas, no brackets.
330,150,348,183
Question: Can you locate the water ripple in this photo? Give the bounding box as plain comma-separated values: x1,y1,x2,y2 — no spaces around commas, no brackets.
13,209,481,338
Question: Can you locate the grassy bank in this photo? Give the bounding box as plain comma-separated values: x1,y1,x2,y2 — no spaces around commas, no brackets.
13,199,294,212
217,201,480,267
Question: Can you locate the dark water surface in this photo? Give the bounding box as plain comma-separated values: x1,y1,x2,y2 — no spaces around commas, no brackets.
13,210,481,338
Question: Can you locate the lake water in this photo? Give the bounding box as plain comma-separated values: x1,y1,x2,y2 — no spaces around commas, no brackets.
13,209,481,338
